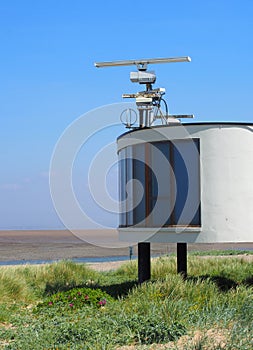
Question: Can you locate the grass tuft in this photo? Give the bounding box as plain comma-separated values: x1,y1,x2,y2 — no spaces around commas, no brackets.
0,260,99,302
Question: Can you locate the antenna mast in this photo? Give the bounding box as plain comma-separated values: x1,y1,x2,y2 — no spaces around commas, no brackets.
94,56,193,128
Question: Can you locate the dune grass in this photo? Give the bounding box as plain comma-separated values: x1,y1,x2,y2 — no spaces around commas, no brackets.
189,249,253,256
0,257,252,349
0,260,99,303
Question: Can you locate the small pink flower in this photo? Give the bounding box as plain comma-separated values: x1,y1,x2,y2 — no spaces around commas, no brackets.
48,301,53,306
98,299,106,306
84,295,89,300
69,303,74,308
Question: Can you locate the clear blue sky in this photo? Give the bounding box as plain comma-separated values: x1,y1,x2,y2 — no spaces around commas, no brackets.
0,0,252,229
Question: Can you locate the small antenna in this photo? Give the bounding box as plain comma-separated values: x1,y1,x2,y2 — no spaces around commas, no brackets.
120,108,137,128
94,56,193,128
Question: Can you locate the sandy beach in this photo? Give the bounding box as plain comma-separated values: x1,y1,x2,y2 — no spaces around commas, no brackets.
0,229,131,262
0,229,252,264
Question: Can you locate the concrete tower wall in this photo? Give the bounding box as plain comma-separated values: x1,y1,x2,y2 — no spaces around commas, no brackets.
117,123,253,243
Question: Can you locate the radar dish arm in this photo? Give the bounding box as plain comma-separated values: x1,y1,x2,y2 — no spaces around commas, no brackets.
94,56,191,69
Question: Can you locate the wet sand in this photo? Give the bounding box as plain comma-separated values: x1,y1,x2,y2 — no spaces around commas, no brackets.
0,230,252,263
0,230,130,262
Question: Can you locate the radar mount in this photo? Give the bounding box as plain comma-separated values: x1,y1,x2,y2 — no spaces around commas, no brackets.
94,57,194,128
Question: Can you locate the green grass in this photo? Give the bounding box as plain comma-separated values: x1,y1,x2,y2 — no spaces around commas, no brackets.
0,257,252,349
0,260,99,302
189,249,253,256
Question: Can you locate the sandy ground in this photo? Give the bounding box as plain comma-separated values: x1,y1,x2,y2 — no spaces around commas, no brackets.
0,230,130,261
0,230,252,263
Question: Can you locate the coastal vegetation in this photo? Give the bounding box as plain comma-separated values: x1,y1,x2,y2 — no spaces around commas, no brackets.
0,254,252,349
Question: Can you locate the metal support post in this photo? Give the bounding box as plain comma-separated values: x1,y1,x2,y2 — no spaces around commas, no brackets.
177,243,187,279
138,242,151,284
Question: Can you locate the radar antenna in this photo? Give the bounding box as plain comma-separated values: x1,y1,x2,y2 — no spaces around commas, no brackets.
94,56,194,128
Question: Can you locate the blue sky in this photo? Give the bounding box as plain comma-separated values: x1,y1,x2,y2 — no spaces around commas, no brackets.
0,0,252,229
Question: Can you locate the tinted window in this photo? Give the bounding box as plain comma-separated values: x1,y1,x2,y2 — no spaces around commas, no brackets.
118,139,200,227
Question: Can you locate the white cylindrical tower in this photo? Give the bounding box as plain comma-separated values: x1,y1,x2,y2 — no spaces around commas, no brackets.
117,123,253,243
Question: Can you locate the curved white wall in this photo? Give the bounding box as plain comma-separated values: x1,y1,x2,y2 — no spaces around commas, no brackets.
117,123,253,243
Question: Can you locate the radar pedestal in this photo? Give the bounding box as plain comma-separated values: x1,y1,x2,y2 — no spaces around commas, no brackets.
95,56,193,129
